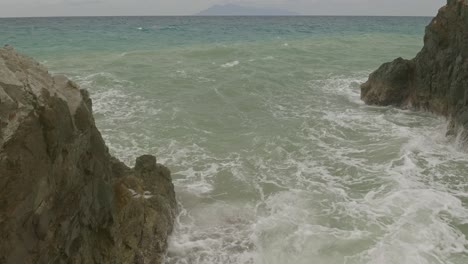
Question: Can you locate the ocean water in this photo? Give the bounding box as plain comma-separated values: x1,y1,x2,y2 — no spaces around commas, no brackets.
2,16,468,264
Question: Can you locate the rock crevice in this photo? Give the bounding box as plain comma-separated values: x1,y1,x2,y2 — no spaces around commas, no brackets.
0,46,176,264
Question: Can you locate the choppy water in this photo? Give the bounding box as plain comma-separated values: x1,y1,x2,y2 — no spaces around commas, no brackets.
2,16,468,264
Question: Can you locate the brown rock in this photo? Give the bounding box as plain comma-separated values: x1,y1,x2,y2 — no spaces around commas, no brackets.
361,0,468,139
0,47,176,264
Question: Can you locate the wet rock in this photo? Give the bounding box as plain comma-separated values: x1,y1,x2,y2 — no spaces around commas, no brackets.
0,47,176,264
361,0,468,138
361,57,415,106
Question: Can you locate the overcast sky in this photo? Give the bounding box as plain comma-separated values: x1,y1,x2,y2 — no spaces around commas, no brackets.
0,0,447,17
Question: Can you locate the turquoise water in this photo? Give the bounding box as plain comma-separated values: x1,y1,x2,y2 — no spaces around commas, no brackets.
2,16,468,264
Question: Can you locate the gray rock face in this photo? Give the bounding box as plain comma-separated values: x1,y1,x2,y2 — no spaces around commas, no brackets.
361,0,468,138
0,46,176,264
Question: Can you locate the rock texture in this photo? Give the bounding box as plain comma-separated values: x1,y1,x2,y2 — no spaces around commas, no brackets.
0,46,176,264
361,0,468,138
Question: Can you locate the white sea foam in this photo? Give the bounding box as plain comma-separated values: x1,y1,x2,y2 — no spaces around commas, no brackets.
73,72,163,164
166,76,467,264
221,61,240,68
82,63,468,264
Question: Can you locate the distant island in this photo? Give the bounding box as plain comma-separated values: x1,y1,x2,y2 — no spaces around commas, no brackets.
196,4,299,16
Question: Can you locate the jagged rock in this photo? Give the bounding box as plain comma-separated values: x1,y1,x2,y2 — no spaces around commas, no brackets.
0,46,176,264
361,0,468,138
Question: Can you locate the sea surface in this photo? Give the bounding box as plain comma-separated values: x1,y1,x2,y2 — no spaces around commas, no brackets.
2,16,468,264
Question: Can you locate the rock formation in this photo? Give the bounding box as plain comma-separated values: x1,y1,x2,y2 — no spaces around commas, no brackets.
361,0,468,138
0,46,176,264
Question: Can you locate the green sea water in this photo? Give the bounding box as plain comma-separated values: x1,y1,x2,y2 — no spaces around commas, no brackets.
2,16,468,264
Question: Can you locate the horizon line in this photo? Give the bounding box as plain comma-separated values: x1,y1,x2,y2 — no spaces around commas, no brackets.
0,14,435,19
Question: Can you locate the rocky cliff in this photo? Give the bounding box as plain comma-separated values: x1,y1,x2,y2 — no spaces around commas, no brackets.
0,46,176,264
361,0,468,138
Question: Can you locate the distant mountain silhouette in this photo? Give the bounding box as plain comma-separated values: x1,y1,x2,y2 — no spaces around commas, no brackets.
196,4,299,16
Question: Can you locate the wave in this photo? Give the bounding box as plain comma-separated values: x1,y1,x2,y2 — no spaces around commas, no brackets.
77,67,468,264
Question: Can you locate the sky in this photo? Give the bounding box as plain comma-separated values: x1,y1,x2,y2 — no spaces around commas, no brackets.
0,0,447,17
